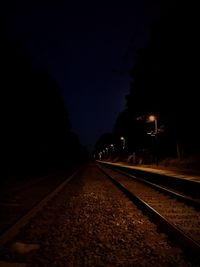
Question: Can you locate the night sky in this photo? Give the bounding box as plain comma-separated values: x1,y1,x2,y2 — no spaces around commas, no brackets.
1,1,161,151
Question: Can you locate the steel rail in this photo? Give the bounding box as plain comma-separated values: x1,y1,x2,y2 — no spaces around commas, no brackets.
97,164,200,264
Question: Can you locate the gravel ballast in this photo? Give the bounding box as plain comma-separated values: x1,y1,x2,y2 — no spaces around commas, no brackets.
0,164,196,266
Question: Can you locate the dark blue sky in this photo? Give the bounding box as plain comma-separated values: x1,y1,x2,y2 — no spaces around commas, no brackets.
1,1,161,151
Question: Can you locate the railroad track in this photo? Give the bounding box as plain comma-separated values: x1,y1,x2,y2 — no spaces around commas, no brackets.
0,168,79,236
102,164,200,209
97,163,200,263
0,169,80,247
98,161,200,200
0,164,198,266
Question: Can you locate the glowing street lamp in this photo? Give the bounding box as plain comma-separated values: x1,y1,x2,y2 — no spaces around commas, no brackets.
110,144,114,151
148,115,158,165
149,115,158,136
120,136,125,150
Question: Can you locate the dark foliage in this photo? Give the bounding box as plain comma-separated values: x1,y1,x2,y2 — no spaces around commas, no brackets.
94,133,114,152
1,28,88,178
114,1,199,160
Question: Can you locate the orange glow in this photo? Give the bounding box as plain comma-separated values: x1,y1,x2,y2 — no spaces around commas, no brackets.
149,115,156,122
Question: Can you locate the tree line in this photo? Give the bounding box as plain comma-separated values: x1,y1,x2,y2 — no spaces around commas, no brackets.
1,27,88,179
94,2,199,164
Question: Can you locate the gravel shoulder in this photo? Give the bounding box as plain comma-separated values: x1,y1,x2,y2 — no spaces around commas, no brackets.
0,170,74,234
0,164,196,267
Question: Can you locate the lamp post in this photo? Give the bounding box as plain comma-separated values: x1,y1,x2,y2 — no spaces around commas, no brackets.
110,144,115,160
149,115,158,165
99,152,102,160
120,136,125,160
110,144,114,151
120,136,125,150
149,115,158,135
102,149,105,160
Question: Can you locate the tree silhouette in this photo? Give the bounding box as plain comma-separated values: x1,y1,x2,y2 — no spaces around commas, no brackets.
94,133,114,152
113,1,199,160
1,27,88,179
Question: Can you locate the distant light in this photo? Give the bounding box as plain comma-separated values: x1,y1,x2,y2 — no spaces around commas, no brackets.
120,137,125,149
149,115,156,122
